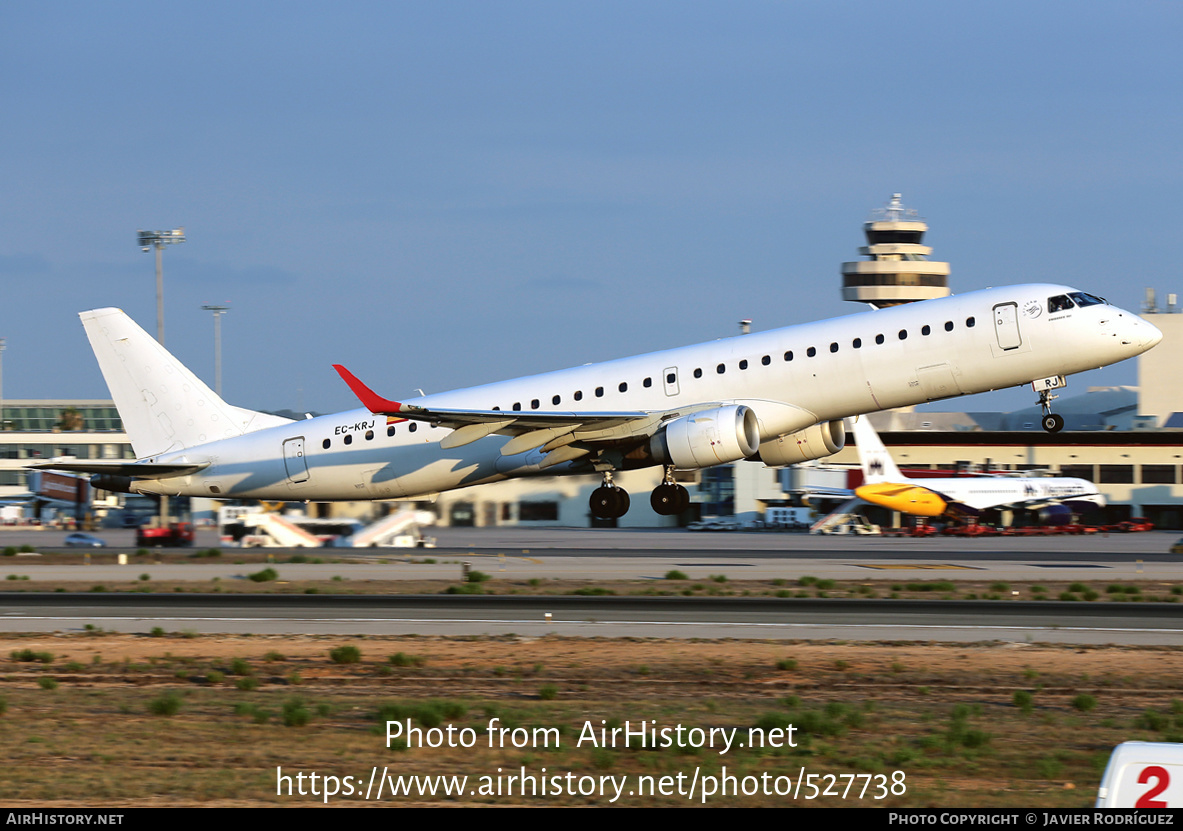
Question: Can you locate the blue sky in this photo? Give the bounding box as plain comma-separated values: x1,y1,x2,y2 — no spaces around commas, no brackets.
2,2,1179,414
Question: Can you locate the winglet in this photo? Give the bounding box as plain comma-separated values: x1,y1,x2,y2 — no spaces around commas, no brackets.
333,365,405,415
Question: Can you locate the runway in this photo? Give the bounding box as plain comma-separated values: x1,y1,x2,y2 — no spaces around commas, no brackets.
3,527,1178,582
1,592,1180,644
1,528,1178,643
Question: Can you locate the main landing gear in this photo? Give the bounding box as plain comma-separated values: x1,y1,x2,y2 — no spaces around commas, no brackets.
588,468,691,519
589,472,630,520
1037,388,1064,433
650,466,690,516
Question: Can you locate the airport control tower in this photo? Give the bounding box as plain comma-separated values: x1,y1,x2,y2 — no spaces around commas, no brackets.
841,194,951,308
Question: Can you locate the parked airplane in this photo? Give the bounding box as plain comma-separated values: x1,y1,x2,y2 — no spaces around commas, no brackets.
34,284,1159,519
851,416,1106,524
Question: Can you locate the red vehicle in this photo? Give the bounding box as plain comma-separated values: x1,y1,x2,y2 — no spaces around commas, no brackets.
136,522,195,547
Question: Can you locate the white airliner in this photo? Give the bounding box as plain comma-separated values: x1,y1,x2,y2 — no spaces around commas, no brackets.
850,416,1106,525
34,284,1160,519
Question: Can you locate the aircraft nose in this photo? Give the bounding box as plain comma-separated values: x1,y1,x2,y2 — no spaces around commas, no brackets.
1141,317,1163,350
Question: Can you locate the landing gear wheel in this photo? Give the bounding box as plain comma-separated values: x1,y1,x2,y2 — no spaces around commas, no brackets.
1036,386,1064,434
650,483,690,516
590,486,630,519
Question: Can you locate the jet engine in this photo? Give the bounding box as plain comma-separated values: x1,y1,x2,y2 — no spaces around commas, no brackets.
1035,504,1073,526
755,420,846,466
90,474,135,494
649,405,760,469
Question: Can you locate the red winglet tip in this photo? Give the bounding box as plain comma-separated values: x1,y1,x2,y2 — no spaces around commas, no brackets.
332,364,403,414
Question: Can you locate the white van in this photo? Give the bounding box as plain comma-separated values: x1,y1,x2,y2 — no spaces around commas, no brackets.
1095,741,1183,807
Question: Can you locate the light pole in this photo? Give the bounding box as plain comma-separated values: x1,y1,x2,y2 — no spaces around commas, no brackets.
137,228,186,345
201,303,230,398
0,337,6,432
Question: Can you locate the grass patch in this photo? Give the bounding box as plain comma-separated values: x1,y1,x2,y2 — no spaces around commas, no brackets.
329,645,362,664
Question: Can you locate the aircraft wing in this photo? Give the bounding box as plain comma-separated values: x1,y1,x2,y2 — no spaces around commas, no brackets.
334,364,672,461
27,459,210,480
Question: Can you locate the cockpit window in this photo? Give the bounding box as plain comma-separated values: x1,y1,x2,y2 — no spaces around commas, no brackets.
1068,291,1105,307
1047,295,1075,313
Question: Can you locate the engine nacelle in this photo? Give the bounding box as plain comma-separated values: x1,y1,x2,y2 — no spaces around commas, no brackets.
756,420,846,466
650,405,760,469
1035,504,1073,526
90,474,135,494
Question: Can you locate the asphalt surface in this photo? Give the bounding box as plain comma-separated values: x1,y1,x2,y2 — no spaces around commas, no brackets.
1,527,1178,643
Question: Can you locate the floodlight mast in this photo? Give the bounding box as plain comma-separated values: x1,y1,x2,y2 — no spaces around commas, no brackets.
137,228,186,345
0,337,6,432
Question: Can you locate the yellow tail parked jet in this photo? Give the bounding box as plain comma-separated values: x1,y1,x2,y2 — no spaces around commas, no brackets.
35,285,1155,520
851,416,1106,524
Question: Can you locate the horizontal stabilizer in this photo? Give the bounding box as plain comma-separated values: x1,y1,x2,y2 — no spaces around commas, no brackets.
28,459,209,480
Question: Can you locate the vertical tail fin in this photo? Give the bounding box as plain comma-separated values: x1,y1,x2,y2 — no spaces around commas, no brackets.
849,416,907,484
80,308,292,458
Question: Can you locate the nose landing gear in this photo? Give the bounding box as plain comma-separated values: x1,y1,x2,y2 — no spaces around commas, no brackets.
1037,389,1064,433
1033,376,1066,433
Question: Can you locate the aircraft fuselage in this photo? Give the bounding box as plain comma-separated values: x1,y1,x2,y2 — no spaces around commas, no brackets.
127,283,1160,501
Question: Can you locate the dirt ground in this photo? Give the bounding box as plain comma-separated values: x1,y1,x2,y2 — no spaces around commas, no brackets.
1,631,1180,807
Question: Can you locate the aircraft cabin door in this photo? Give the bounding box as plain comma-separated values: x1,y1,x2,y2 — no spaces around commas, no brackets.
283,437,309,484
663,367,680,397
993,302,1022,351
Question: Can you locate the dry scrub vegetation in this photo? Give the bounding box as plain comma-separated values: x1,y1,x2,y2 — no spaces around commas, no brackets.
1,633,1181,807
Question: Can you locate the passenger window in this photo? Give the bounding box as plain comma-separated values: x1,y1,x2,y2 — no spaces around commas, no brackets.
829,342,838,353
875,334,884,344
784,351,793,361
574,390,583,401
944,321,953,331
716,364,725,374
512,402,521,411
595,387,604,397
898,329,907,340
344,434,353,445
666,373,676,384
761,355,770,366
531,399,539,409
387,426,396,437
408,423,417,433
643,377,652,388
806,347,816,358
618,382,627,392
492,406,500,411
853,338,861,348
694,368,703,378
365,430,374,441
322,439,331,449
966,317,975,327
552,395,560,405
739,360,748,370
921,325,931,336
1047,295,1075,313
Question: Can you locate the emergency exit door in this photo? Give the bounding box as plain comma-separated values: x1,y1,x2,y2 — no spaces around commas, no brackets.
993,302,1022,351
